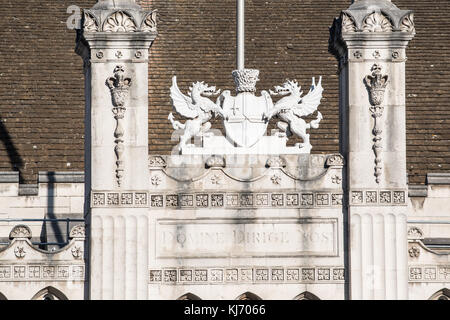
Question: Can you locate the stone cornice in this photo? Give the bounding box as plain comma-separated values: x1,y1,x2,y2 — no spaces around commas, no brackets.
427,173,450,185
38,172,84,184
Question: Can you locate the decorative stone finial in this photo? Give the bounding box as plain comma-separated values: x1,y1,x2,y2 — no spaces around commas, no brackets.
9,225,32,240
232,69,260,93
106,65,132,107
365,64,388,107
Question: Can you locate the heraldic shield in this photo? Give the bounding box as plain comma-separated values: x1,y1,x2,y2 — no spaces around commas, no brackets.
222,92,273,148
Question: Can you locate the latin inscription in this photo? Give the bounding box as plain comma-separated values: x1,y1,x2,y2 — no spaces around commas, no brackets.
156,219,337,258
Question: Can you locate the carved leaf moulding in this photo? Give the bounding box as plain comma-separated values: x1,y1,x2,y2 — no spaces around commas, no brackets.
149,266,346,284
83,10,158,33
340,11,414,33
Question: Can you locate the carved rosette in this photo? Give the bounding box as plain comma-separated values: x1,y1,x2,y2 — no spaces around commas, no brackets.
365,64,388,184
106,66,132,187
362,12,393,33
232,69,260,93
103,11,137,32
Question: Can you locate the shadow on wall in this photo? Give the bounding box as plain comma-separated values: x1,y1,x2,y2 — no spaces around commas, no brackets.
0,118,24,183
39,173,64,250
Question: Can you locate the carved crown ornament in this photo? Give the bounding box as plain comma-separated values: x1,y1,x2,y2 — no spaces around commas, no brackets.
106,65,132,187
365,64,388,184
81,9,158,33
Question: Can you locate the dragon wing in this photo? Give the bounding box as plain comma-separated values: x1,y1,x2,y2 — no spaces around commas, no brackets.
170,76,199,119
293,77,323,117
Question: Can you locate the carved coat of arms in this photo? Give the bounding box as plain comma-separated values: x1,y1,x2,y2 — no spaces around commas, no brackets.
169,68,324,155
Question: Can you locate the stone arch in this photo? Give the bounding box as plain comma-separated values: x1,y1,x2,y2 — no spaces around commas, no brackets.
177,293,202,300
0,292,7,300
31,286,68,300
429,288,450,300
236,292,262,300
294,291,320,300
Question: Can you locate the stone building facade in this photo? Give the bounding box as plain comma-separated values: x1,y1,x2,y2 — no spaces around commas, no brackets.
0,0,449,300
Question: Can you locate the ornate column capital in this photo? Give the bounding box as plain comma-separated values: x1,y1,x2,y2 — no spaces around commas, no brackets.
75,1,158,59
330,0,415,62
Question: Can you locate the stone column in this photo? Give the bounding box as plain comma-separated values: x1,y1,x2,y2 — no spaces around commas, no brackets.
330,0,415,299
76,0,157,299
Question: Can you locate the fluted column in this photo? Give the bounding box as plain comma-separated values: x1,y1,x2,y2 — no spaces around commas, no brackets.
76,0,157,300
330,0,415,299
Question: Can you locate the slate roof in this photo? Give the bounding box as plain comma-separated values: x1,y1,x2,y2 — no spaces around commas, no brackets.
0,0,448,184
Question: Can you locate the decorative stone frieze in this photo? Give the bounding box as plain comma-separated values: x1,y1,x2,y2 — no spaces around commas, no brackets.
91,191,149,207
149,266,346,284
0,264,85,281
349,190,406,206
149,191,343,209
408,266,450,282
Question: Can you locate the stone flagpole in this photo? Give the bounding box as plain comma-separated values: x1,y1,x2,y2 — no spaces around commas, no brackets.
76,0,157,299
330,0,415,299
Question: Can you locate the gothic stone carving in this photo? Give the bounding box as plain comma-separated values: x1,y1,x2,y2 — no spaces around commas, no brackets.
69,225,85,239
264,78,323,149
169,71,324,153
205,155,226,168
92,191,148,207
106,65,132,187
149,156,167,168
168,77,226,151
365,64,388,184
9,225,32,239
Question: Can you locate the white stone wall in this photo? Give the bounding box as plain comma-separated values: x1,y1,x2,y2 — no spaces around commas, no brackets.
0,225,85,300
407,177,450,300
0,172,84,242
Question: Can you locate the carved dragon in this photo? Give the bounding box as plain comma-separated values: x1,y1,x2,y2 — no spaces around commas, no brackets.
264,77,323,148
169,76,229,150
